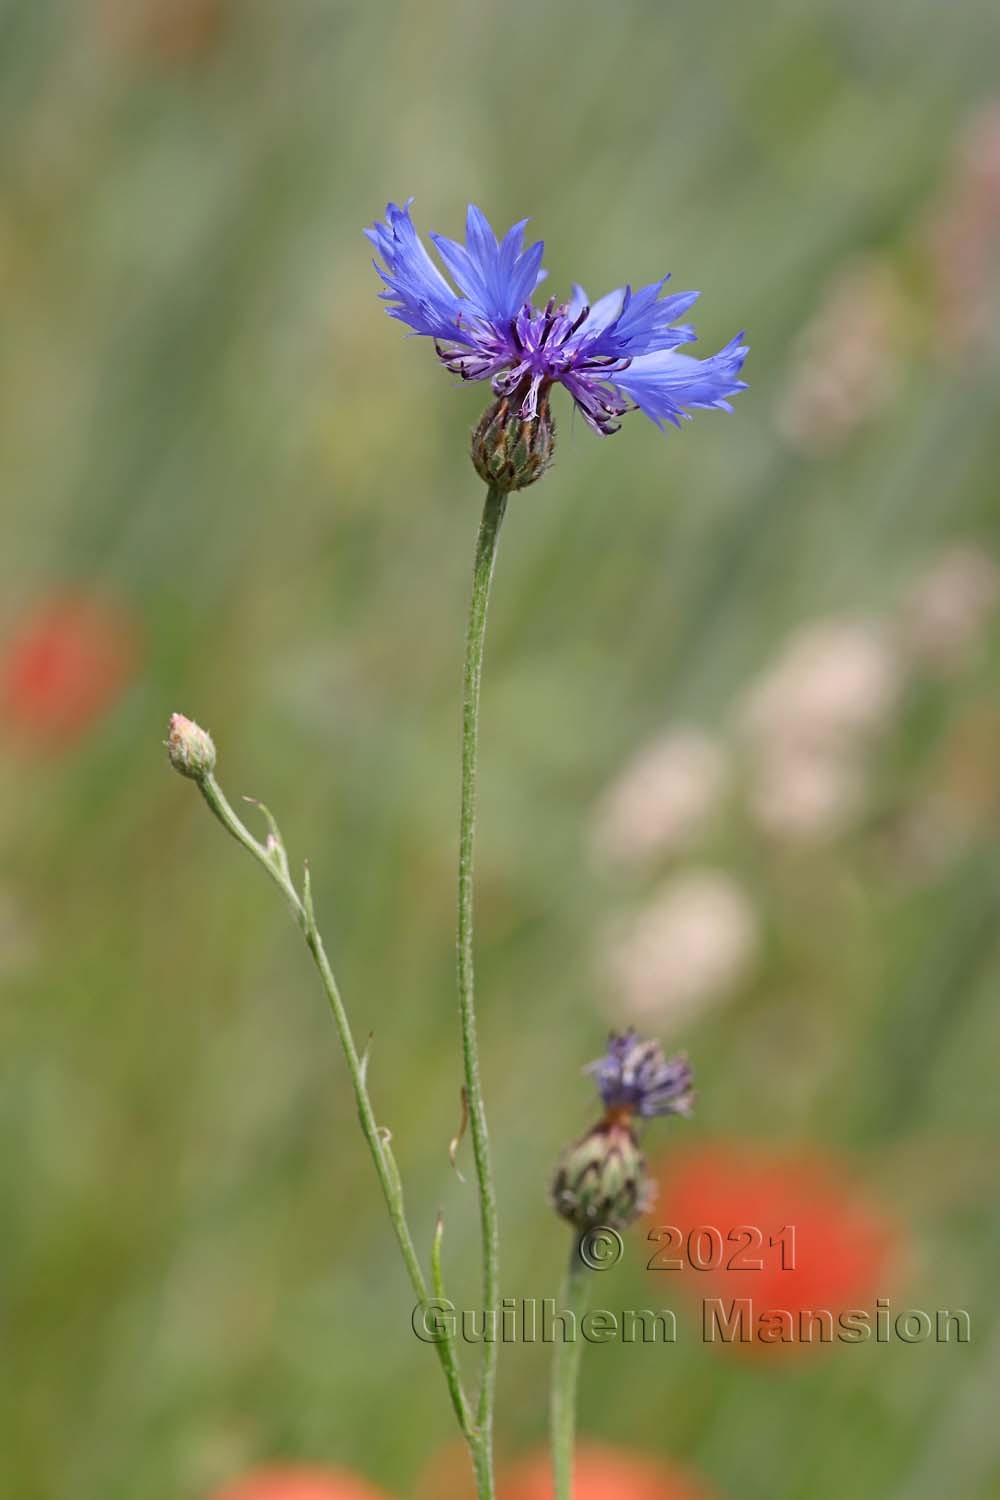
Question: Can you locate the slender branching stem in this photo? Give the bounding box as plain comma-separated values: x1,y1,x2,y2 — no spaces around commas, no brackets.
194,772,475,1448
182,476,511,1500
457,485,507,1485
550,1236,592,1500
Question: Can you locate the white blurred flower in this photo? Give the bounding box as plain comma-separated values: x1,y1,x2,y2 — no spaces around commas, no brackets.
602,870,758,1028
591,727,728,868
777,255,908,456
747,744,864,841
899,545,999,672
741,618,901,753
739,617,901,843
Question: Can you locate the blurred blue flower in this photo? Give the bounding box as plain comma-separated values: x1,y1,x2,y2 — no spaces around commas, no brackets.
587,1031,694,1119
366,201,748,436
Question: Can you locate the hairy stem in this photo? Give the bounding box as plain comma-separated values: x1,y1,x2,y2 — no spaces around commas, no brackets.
195,772,475,1448
551,1237,592,1500
457,484,507,1488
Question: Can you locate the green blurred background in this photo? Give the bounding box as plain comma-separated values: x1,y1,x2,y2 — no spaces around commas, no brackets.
2,1,999,1497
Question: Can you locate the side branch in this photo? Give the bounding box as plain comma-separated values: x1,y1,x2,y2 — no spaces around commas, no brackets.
179,752,474,1443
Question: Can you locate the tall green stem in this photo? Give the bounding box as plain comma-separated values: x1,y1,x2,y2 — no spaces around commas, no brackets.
551,1237,592,1500
457,484,508,1490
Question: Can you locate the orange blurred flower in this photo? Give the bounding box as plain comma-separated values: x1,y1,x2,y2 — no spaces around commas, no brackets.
99,0,231,64
416,1442,713,1500
210,1466,393,1500
411,1442,473,1500
1,591,138,751
500,1444,714,1500
650,1143,898,1355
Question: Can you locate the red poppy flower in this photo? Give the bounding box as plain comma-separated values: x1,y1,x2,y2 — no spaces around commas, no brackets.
416,1442,713,1500
1,592,138,750
650,1143,898,1355
500,1444,714,1500
210,1466,393,1500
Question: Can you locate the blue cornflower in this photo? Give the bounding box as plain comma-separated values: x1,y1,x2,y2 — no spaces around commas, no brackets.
587,1031,694,1120
366,200,748,438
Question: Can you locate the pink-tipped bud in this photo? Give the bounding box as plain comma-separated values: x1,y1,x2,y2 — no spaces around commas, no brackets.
166,712,216,780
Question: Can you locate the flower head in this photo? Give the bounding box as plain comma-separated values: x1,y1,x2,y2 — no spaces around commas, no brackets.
587,1030,694,1120
552,1031,692,1230
366,201,747,438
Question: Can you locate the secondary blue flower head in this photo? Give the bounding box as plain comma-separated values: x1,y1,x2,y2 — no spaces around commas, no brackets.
366,200,748,437
587,1031,694,1120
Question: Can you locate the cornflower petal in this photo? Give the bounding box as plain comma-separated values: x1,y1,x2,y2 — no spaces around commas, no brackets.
613,334,750,429
365,199,471,343
431,204,545,329
586,1030,695,1119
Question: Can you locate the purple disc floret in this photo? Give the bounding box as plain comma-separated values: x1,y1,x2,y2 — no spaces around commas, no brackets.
365,200,748,437
586,1030,695,1119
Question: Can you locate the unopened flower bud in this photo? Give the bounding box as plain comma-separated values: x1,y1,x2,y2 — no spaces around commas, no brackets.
471,393,555,492
166,712,216,780
552,1119,650,1230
